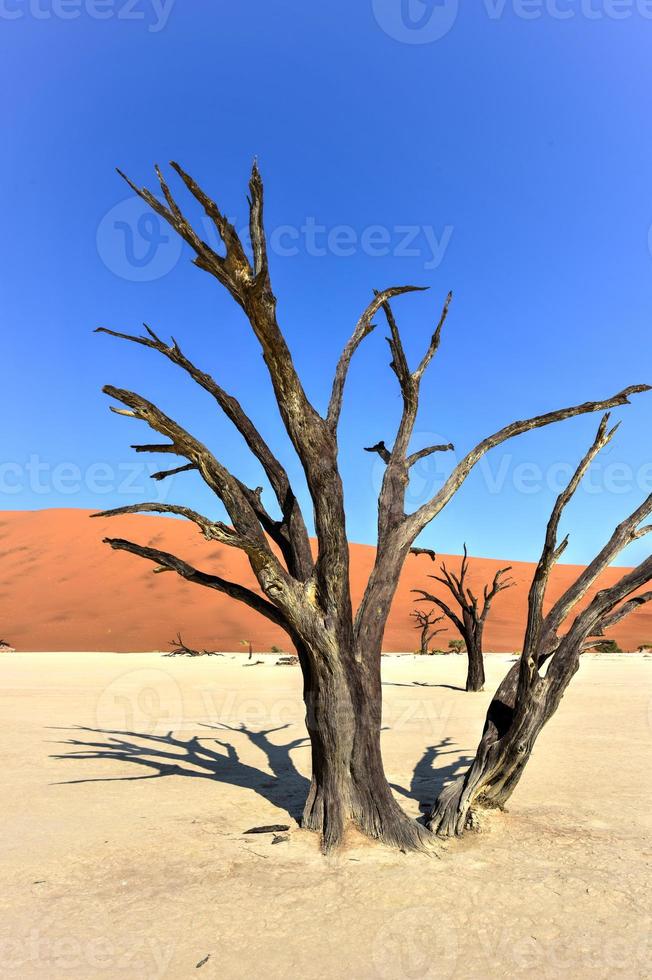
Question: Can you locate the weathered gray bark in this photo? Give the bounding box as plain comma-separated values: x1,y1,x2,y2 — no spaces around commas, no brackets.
294,635,432,850
429,418,652,836
95,160,649,850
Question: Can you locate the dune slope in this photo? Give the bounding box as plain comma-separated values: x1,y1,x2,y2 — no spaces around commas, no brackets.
1,508,649,652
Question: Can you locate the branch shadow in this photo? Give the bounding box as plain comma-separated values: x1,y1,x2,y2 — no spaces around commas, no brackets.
48,722,311,822
390,737,474,817
383,681,466,692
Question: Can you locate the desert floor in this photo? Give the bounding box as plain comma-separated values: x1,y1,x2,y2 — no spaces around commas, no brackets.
1,652,650,979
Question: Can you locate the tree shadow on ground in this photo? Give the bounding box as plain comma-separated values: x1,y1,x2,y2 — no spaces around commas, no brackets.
390,737,474,815
49,722,310,822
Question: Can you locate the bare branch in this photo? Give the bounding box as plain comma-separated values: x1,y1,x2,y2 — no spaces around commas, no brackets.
248,159,268,281
96,325,312,580
542,492,652,645
407,443,455,468
103,537,288,629
151,462,198,482
521,414,617,670
432,554,467,607
546,554,652,693
408,385,651,540
131,443,179,454
91,503,243,549
102,385,293,595
169,160,250,275
110,163,352,619
116,165,231,293
381,293,412,394
411,608,447,653
481,567,514,621
588,591,652,638
412,589,465,635
410,609,445,629
327,285,426,431
409,548,437,562
414,291,453,380
364,441,391,464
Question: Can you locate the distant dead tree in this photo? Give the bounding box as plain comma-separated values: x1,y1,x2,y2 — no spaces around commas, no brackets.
410,609,446,655
93,158,649,852
165,632,222,657
240,639,254,660
429,416,652,837
413,546,514,691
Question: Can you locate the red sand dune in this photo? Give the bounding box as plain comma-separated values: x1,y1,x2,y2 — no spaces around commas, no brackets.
1,509,650,653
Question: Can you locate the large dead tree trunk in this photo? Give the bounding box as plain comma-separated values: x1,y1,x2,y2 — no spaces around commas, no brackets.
94,159,649,850
413,547,514,691
300,641,430,850
429,418,652,836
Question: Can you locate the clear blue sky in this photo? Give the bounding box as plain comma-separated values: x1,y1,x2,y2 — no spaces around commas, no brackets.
1,2,651,565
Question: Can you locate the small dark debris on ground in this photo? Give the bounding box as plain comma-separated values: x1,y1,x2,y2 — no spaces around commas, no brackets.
244,824,290,835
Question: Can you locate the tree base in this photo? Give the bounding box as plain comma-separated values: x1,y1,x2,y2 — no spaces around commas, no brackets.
302,779,434,853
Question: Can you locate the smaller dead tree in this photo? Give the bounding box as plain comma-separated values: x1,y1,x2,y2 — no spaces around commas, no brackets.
410,609,446,655
428,415,652,837
240,639,254,660
413,547,514,691
165,632,222,657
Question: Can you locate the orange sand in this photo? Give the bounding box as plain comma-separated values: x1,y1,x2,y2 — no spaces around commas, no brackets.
1,509,649,652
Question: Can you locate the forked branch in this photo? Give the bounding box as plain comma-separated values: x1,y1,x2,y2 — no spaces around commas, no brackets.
96,323,312,579
408,385,651,541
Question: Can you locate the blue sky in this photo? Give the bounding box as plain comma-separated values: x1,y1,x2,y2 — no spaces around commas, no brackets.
1,1,651,564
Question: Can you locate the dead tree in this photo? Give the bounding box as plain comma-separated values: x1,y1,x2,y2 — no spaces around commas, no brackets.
240,639,254,660
413,547,514,692
93,159,649,852
428,415,652,837
411,609,446,655
165,632,222,657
